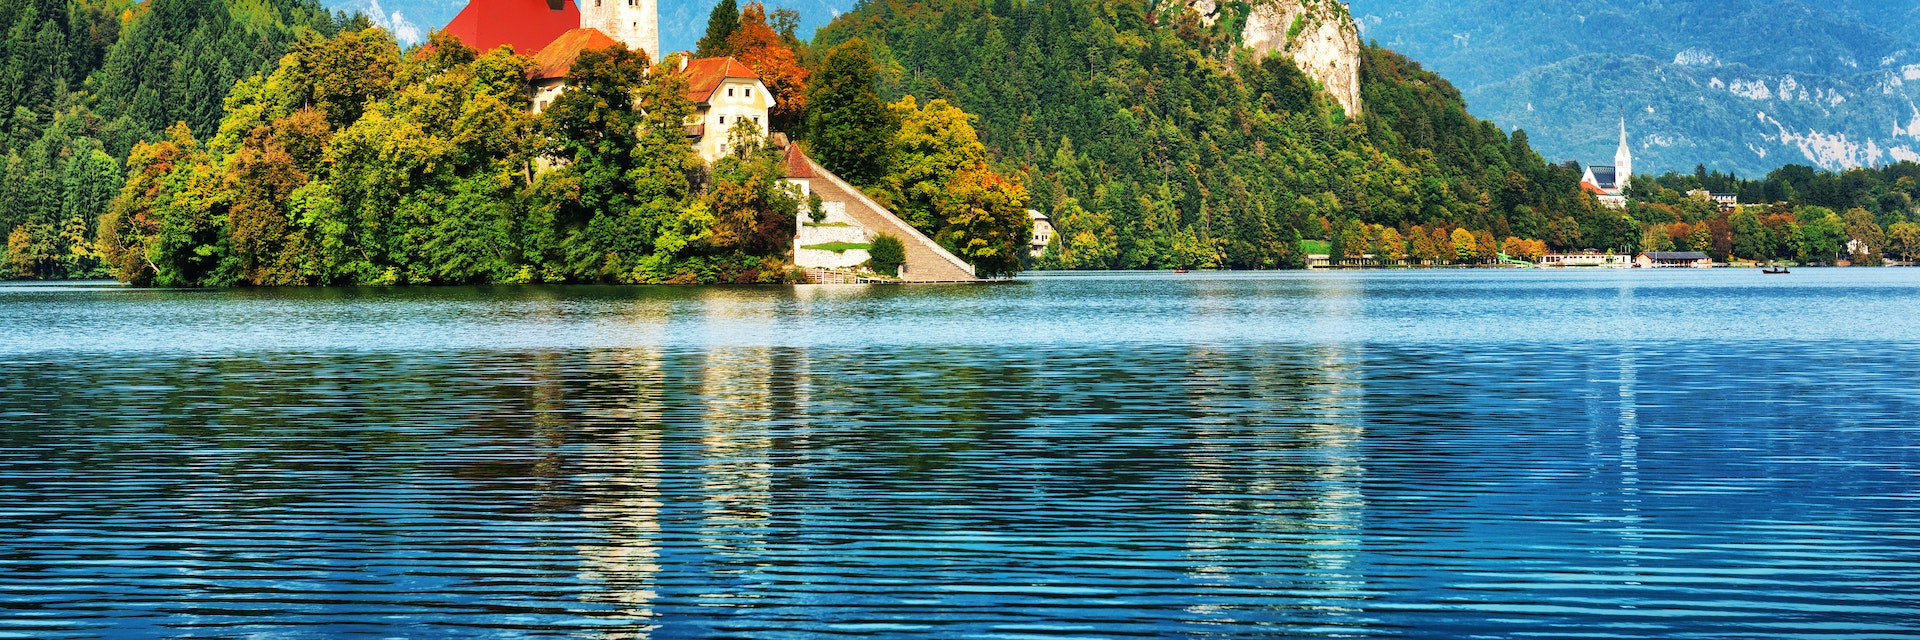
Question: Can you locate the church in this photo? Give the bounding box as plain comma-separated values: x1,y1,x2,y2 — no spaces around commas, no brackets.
440,0,772,165
1579,119,1633,209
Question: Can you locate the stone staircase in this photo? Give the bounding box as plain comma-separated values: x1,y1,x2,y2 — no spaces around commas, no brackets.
800,158,979,283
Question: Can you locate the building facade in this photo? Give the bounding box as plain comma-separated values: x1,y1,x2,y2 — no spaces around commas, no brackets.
1579,118,1634,209
1028,210,1053,257
1636,251,1713,268
1539,252,1632,268
680,57,774,164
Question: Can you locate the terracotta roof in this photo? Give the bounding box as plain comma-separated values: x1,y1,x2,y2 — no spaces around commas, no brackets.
783,144,814,178
442,0,580,56
529,28,620,81
680,57,762,103
1579,180,1608,196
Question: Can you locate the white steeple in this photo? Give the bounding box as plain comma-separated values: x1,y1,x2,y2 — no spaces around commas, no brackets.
580,0,658,63
1614,116,1632,191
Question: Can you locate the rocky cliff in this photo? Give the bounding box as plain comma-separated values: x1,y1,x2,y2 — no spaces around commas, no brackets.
1193,0,1362,117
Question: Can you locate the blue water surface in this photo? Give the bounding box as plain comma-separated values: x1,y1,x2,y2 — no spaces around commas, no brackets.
1,269,1917,638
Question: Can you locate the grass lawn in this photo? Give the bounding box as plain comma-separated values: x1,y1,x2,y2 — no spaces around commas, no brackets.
1301,239,1331,255
801,242,871,252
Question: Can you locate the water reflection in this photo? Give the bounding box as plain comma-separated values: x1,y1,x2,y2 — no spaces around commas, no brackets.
575,348,667,639
3,273,1920,637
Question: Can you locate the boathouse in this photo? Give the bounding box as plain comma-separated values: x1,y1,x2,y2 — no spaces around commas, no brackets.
1636,251,1713,268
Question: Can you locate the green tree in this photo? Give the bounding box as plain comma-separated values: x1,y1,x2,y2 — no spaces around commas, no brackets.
803,38,894,186
695,0,740,58
880,95,987,233
1730,209,1769,261
867,232,904,275
936,167,1030,277
1451,227,1477,263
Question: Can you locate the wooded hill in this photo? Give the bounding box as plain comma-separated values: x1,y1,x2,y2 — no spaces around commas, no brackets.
813,0,1621,269
1,0,342,279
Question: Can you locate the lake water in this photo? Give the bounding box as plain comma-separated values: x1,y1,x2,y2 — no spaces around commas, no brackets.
3,270,1918,638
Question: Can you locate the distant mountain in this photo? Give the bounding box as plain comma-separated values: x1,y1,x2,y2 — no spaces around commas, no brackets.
1351,0,1920,176
325,0,846,53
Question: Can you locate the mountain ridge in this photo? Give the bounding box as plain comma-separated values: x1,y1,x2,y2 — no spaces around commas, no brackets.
1352,0,1920,176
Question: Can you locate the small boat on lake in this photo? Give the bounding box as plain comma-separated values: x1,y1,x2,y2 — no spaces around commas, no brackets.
1762,266,1790,274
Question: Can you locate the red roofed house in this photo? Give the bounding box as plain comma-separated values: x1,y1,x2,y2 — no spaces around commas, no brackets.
528,27,620,114
677,56,775,163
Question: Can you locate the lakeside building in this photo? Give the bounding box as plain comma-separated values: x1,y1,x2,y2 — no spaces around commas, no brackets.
1636,251,1713,268
1028,211,1053,257
1578,118,1633,209
1539,252,1631,268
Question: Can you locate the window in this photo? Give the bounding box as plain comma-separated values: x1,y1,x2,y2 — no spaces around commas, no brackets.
745,88,753,97
727,88,735,97
753,116,759,124
719,116,726,124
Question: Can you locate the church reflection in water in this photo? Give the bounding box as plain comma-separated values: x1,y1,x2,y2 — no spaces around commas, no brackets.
532,290,1392,635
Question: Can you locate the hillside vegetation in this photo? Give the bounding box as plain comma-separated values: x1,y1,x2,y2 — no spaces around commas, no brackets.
1,0,341,279
815,0,1619,268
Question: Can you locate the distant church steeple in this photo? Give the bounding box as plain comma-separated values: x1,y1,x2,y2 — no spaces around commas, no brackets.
1614,116,1632,191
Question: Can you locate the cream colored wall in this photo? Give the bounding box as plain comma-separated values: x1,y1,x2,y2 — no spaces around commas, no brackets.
530,79,565,114
692,77,775,164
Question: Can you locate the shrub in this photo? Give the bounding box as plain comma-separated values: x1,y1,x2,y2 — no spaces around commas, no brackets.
868,233,906,275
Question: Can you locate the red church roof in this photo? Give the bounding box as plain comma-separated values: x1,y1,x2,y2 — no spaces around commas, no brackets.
442,0,581,56
529,28,620,80
783,143,814,178
680,57,762,103
1579,180,1609,196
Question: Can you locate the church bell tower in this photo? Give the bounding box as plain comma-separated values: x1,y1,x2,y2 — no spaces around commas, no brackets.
580,0,658,62
1614,117,1633,191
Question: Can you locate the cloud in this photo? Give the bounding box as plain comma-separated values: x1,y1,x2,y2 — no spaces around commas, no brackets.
361,0,425,44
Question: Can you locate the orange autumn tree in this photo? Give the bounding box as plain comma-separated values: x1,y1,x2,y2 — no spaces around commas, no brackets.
727,3,809,132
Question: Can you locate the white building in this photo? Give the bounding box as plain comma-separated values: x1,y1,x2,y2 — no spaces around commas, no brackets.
1580,118,1633,209
1028,210,1053,257
679,57,775,164
1540,251,1632,268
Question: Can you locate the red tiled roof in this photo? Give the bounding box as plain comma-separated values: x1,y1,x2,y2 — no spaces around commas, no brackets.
1579,180,1608,196
529,28,620,80
442,0,580,56
783,144,814,178
680,57,761,103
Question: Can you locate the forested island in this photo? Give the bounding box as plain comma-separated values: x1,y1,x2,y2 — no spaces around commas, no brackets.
3,0,1917,284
